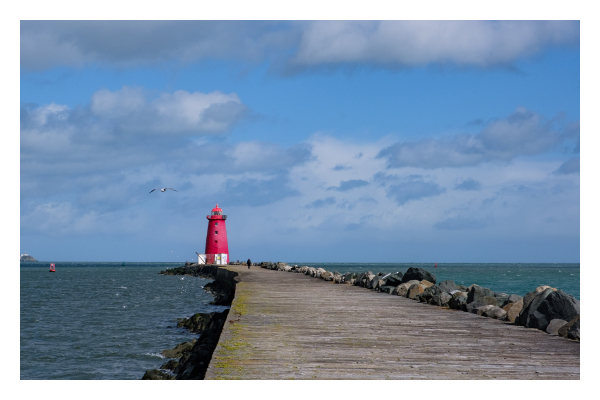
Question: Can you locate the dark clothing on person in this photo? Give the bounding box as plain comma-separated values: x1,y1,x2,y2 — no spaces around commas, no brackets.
247,259,251,269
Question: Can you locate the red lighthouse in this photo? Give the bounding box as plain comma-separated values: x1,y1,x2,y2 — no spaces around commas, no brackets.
204,203,229,265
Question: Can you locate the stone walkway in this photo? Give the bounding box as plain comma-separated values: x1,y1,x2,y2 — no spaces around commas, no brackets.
204,265,580,380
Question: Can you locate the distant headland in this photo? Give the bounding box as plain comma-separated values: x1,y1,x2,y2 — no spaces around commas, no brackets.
20,252,38,262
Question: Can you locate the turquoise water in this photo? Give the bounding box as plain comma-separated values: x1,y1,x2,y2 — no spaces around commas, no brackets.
294,263,580,299
20,262,228,380
21,261,579,380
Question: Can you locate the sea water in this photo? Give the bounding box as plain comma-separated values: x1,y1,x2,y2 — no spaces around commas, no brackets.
20,262,228,380
20,261,579,380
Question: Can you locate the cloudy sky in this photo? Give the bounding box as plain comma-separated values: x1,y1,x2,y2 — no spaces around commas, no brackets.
20,20,580,263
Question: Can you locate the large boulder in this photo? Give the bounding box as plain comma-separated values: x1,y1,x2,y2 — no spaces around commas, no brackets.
367,275,378,289
438,280,459,293
161,339,196,359
401,267,436,284
482,306,507,320
506,294,523,304
493,292,510,307
315,268,326,278
465,285,500,313
320,271,334,281
515,287,560,329
474,305,496,316
448,296,467,310
142,369,175,380
466,285,494,303
393,280,420,296
546,319,568,335
416,285,442,304
429,292,452,307
177,312,219,333
557,316,580,341
505,298,523,323
530,290,580,331
407,283,425,299
382,272,404,287
356,272,374,287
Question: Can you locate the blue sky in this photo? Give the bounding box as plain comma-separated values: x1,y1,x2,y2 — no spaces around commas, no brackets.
20,20,580,263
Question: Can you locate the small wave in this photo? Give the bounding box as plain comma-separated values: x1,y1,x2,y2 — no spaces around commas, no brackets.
144,352,165,358
117,286,127,289
180,277,185,280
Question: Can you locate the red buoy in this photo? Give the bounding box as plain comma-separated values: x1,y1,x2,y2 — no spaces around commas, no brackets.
434,263,438,268
204,204,229,265
49,263,56,272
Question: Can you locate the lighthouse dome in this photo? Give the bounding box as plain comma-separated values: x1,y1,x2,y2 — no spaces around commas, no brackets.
211,203,223,215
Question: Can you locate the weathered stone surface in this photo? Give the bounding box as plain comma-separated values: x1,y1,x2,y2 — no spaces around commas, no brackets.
343,272,357,284
515,288,556,328
379,285,395,294
546,319,568,335
356,272,375,287
438,280,458,293
177,312,219,333
465,285,500,313
466,285,494,304
162,340,197,359
535,285,556,294
416,285,442,304
401,267,437,284
466,296,500,313
367,275,380,289
439,292,453,307
451,291,468,299
393,280,420,296
383,272,404,287
160,359,179,370
315,268,326,278
530,290,580,331
420,280,434,288
558,315,580,341
283,265,292,272
505,298,523,323
474,305,496,316
174,309,229,380
333,273,343,284
142,369,175,380
320,271,334,281
507,294,523,304
448,296,467,310
493,293,510,307
567,319,580,341
407,284,425,299
482,306,507,320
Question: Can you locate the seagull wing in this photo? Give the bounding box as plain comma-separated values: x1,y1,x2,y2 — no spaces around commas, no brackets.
166,188,178,191
149,189,157,193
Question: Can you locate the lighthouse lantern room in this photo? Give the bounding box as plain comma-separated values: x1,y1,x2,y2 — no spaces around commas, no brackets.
199,203,230,265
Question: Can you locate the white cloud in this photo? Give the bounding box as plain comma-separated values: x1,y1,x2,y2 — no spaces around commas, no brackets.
378,108,574,169
88,86,247,135
291,21,579,69
21,21,579,72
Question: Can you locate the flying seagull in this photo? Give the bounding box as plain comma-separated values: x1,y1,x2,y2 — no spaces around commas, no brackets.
149,188,178,193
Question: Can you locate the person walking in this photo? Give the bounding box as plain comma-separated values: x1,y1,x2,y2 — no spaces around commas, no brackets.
247,259,251,269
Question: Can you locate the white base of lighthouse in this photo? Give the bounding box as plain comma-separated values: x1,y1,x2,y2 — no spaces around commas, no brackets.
198,253,228,265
